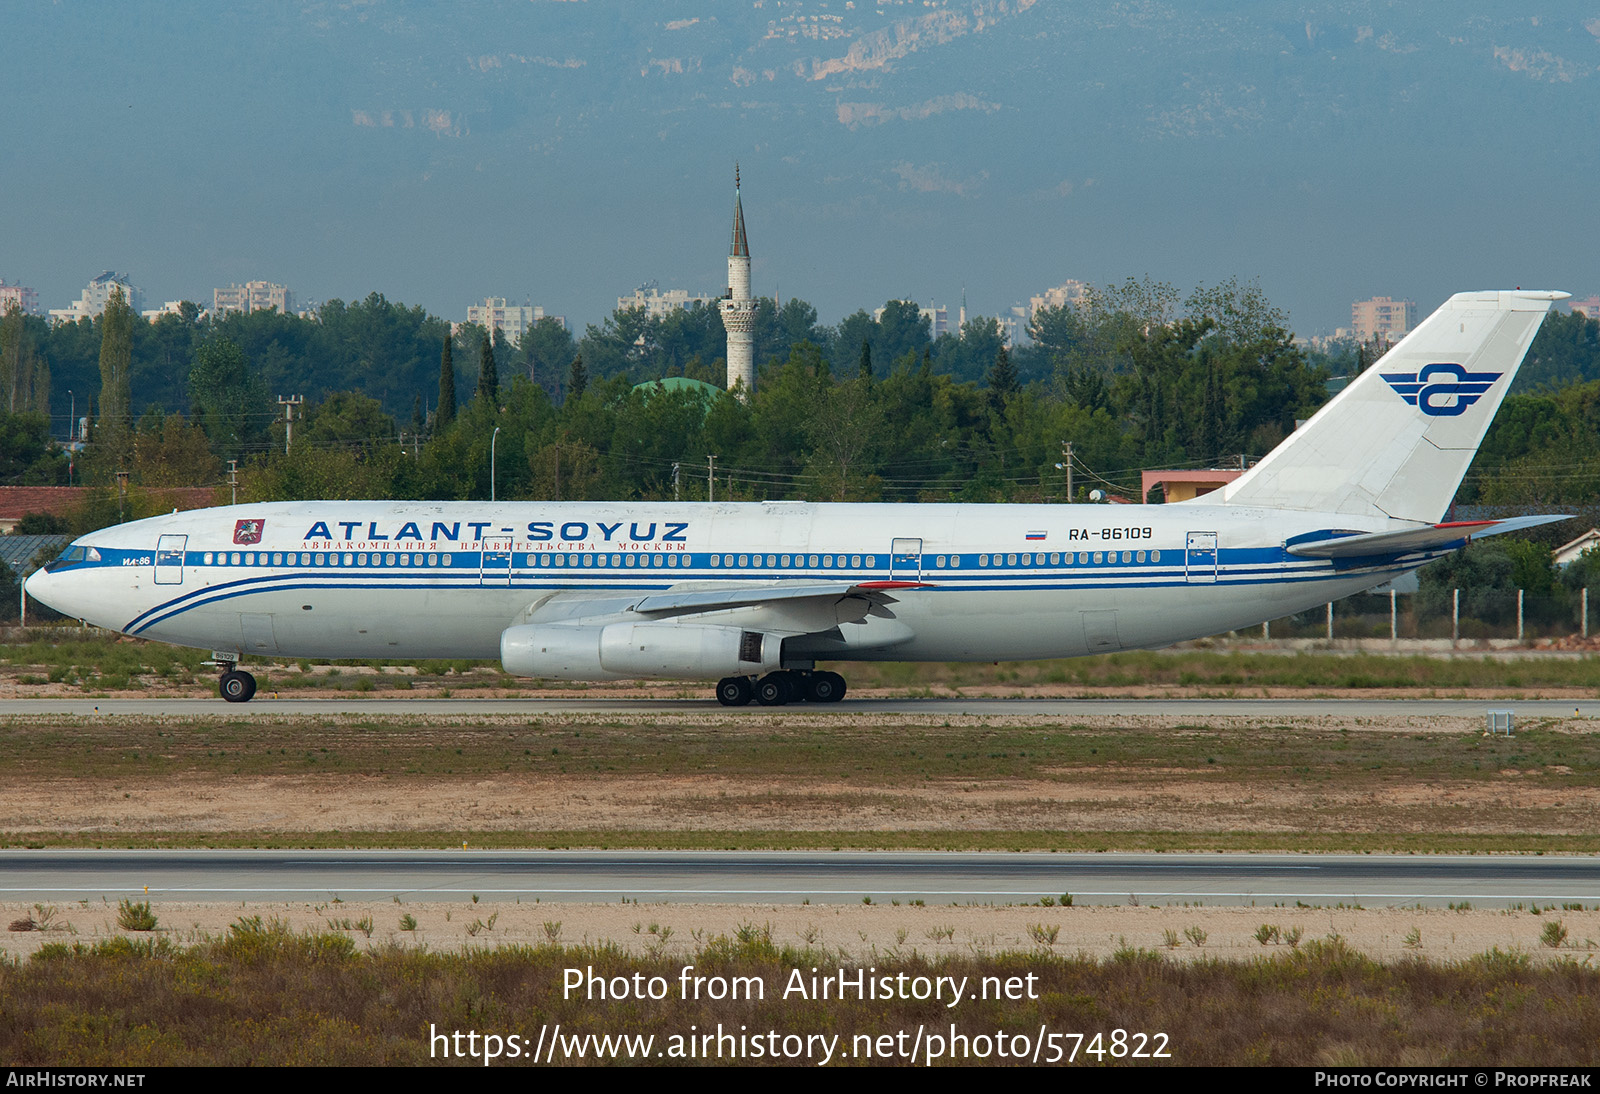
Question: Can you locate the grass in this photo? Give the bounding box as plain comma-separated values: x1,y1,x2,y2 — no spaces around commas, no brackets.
3,926,1599,1065
9,829,1600,854
1,712,1596,784
9,631,1600,695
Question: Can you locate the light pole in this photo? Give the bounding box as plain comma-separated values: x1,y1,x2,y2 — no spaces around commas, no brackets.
67,391,74,442
490,426,501,502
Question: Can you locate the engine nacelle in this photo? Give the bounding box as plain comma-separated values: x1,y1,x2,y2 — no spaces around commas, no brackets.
500,622,782,680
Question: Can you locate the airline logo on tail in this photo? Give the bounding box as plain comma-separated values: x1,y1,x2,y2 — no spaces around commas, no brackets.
1381,362,1503,417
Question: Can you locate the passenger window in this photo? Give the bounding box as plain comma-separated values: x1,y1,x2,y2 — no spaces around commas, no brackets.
1007,554,1017,566
979,555,988,566
1152,550,1161,562
203,552,214,565
1093,552,1103,564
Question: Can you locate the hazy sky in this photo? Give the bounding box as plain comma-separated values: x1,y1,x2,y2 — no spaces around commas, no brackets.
4,1,1595,336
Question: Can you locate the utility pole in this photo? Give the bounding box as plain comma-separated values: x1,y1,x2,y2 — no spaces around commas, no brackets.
672,461,680,501
1055,441,1074,503
277,395,304,456
227,459,238,506
708,455,717,503
490,426,501,502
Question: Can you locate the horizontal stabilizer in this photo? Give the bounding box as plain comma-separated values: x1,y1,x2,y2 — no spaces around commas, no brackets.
1286,514,1570,559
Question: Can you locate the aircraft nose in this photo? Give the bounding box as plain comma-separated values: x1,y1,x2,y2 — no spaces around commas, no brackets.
23,567,60,613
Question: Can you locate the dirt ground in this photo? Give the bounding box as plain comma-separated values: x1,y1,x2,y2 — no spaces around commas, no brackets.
5,899,1596,965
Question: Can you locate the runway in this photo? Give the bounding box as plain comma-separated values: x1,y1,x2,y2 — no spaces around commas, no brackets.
2,850,1595,907
0,696,1588,718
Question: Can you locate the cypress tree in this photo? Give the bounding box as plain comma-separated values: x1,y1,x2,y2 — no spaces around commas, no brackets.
858,339,873,381
986,345,1018,412
566,353,588,403
477,332,498,404
437,337,456,428
97,285,134,461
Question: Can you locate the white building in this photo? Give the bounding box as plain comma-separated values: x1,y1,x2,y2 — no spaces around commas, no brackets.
621,283,714,320
872,303,950,337
466,298,562,346
49,272,143,323
141,301,205,321
214,280,292,317
1029,280,1088,319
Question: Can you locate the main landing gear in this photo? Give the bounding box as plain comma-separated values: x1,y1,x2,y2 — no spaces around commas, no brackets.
715,670,846,707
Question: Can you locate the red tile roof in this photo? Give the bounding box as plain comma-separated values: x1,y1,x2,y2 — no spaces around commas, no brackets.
0,485,221,519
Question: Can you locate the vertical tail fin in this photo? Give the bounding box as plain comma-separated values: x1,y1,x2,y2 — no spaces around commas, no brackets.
1208,290,1566,522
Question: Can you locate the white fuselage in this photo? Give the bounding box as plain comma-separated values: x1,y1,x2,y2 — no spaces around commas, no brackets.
25,499,1433,666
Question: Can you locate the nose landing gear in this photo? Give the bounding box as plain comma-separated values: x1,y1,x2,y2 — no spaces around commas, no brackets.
206,652,258,703
219,669,258,703
715,670,846,706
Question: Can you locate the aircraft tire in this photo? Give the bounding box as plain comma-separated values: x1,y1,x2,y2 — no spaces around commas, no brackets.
783,670,810,702
715,676,754,707
219,670,257,703
808,672,847,703
754,673,792,706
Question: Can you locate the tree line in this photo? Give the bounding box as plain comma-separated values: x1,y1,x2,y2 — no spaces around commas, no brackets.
0,280,1595,532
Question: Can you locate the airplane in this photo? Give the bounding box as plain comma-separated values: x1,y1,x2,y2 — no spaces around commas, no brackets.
24,289,1570,706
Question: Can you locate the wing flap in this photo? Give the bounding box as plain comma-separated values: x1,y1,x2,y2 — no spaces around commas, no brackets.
630,579,930,617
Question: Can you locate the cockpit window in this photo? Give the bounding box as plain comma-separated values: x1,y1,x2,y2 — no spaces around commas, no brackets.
46,544,101,570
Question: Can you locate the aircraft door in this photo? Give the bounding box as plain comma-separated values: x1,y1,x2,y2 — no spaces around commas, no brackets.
1185,531,1219,583
480,537,513,586
890,538,923,580
155,534,187,585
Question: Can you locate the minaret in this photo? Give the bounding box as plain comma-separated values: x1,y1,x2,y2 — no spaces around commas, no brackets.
719,165,755,396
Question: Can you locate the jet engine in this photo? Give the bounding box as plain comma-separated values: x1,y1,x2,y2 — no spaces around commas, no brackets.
500,622,783,680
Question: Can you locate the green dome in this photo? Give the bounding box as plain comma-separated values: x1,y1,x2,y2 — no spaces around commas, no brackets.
631,376,725,399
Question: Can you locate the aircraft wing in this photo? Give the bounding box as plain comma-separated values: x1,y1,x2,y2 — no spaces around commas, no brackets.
1285,514,1569,559
518,578,932,642
630,579,928,618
